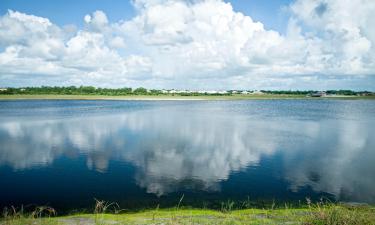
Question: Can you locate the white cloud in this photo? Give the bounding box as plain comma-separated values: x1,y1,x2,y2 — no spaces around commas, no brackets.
0,10,152,87
0,0,374,89
290,0,375,75
84,10,109,32
109,36,126,49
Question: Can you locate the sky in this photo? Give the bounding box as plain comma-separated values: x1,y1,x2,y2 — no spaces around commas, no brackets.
0,0,374,90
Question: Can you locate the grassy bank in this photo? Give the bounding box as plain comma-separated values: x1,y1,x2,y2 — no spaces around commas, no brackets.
0,94,374,100
1,203,374,225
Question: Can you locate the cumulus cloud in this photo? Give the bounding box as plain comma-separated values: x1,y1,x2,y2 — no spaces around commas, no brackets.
84,10,108,32
0,0,374,89
0,10,152,87
290,0,375,75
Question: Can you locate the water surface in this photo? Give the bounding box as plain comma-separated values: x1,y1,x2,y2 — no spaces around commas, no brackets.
0,100,374,211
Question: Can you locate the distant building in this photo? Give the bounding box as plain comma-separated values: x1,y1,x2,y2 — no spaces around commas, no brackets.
359,92,373,96
0,88,7,92
251,90,264,95
177,90,191,94
310,91,326,97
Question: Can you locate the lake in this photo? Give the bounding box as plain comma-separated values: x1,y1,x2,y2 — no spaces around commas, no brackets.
0,99,374,212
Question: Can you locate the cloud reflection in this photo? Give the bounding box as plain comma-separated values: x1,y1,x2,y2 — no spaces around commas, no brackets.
0,105,374,202
283,120,375,202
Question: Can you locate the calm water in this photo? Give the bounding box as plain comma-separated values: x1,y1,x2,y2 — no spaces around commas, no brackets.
0,100,374,211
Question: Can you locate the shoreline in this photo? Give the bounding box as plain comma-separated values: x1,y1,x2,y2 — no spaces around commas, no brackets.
0,94,374,101
1,205,374,224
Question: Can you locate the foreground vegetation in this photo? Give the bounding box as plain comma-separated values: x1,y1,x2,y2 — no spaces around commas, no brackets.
1,200,374,225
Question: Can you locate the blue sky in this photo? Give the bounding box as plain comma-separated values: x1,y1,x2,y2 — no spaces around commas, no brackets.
227,0,291,33
0,0,291,32
1,0,136,27
0,0,374,90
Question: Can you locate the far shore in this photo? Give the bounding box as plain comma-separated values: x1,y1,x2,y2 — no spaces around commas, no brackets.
0,94,374,101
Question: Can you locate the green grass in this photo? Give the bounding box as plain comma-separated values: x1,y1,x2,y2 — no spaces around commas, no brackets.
0,94,374,100
1,202,374,225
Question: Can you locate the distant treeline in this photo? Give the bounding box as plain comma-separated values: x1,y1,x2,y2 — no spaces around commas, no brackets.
260,90,373,96
0,86,149,95
0,86,373,96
